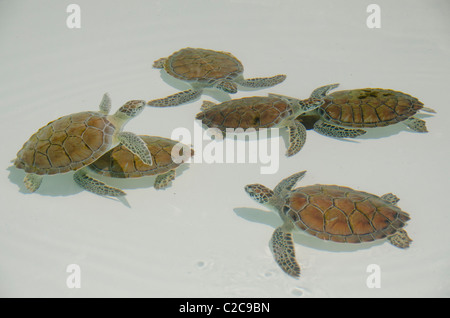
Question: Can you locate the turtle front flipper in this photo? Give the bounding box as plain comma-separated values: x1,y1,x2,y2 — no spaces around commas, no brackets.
24,173,43,192
98,93,112,115
73,170,126,197
154,170,176,189
286,120,307,157
274,171,306,196
117,132,153,166
310,83,340,99
272,226,300,278
313,120,366,138
403,117,428,132
236,74,286,88
147,89,203,107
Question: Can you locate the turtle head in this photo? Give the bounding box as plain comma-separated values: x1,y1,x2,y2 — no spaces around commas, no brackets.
300,83,340,112
295,83,341,113
245,184,275,205
117,100,146,117
113,100,146,124
269,93,324,114
298,98,325,113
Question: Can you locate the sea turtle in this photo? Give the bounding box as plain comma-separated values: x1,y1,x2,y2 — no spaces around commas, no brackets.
87,135,194,192
13,93,153,197
245,171,412,278
195,83,339,157
295,88,435,138
147,47,286,107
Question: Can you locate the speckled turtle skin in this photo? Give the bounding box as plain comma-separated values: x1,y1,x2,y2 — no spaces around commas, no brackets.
14,111,115,175
88,136,193,178
195,96,292,132
163,48,243,84
284,184,410,243
301,88,424,128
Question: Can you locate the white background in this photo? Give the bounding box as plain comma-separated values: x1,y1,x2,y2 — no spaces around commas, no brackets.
1,0,449,297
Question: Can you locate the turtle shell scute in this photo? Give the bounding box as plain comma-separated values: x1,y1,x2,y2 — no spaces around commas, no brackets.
321,89,424,128
164,48,243,82
88,136,193,178
14,111,115,175
284,184,410,243
195,96,292,132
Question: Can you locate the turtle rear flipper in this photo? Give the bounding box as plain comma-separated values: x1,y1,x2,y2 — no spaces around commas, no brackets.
403,117,428,133
154,170,176,189
24,173,43,192
272,226,300,278
147,89,202,107
388,229,412,249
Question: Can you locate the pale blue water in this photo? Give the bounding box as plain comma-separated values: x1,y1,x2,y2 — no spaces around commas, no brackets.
0,0,449,297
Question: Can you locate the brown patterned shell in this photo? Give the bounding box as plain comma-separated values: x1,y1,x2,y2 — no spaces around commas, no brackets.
164,48,243,83
14,111,115,175
195,96,293,132
87,136,194,178
319,89,424,127
284,185,410,243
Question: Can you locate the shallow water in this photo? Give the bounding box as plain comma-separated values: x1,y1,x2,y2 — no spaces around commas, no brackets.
1,0,449,297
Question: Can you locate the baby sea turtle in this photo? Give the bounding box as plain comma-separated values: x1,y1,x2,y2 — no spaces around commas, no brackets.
195,84,339,156
296,88,435,138
245,171,412,278
148,47,286,107
87,136,193,192
13,94,152,197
